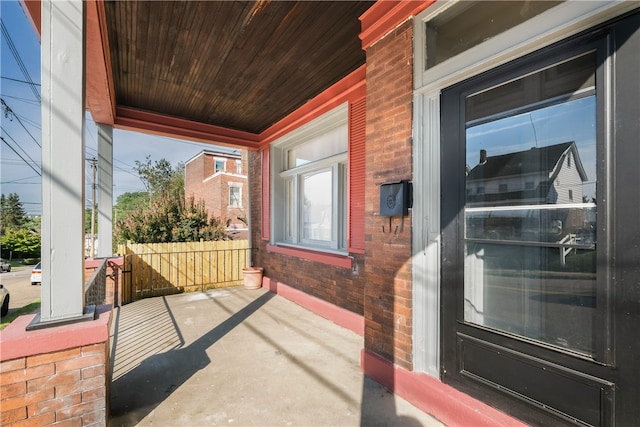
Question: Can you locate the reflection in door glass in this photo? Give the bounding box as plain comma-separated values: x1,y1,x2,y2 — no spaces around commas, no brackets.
463,53,597,356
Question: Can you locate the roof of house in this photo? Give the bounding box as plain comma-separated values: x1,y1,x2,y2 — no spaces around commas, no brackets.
467,142,588,182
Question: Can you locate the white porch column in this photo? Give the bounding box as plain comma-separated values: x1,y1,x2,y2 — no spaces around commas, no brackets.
97,124,113,257
39,0,86,323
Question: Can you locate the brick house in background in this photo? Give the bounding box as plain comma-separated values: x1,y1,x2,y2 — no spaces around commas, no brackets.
185,150,248,239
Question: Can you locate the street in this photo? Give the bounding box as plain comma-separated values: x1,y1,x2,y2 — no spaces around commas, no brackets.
0,266,41,316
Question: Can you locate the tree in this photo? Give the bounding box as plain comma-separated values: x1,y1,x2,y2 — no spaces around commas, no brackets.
1,193,28,234
134,156,184,200
1,228,41,258
114,191,149,223
116,196,229,244
115,158,229,244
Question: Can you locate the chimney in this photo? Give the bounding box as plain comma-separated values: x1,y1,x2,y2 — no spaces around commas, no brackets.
480,149,487,164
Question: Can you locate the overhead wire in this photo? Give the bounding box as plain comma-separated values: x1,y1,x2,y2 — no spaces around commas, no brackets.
1,98,41,148
0,126,41,171
0,136,41,176
0,19,41,102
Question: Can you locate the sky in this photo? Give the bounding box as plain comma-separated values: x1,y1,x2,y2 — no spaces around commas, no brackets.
0,1,236,216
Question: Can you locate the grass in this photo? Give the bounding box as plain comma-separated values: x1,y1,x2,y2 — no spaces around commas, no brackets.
0,300,40,330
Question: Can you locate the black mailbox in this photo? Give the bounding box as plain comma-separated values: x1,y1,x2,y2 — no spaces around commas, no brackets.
380,180,411,216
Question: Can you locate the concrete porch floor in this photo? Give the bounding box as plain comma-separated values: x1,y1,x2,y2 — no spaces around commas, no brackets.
108,286,444,426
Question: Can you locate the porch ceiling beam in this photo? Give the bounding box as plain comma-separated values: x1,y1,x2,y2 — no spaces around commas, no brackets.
19,1,41,40
114,106,261,151
22,0,116,125
86,0,115,125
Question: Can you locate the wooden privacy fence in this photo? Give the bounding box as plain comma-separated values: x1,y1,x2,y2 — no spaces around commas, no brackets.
117,240,251,303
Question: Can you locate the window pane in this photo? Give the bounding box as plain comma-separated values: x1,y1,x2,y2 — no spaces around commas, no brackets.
302,170,332,242
229,187,241,207
287,125,347,168
463,53,597,355
426,1,560,68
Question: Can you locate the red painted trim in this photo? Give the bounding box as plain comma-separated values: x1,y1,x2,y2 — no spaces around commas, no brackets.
266,244,353,269
115,107,261,150
84,256,123,269
86,0,115,125
0,306,112,362
361,350,528,427
20,1,41,40
258,65,366,148
261,149,271,241
262,277,364,336
359,0,435,49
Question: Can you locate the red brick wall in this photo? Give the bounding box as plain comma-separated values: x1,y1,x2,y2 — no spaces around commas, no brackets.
364,20,414,370
0,343,109,426
185,152,248,232
248,151,366,316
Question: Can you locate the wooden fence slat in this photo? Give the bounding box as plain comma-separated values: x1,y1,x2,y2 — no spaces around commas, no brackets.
119,240,250,303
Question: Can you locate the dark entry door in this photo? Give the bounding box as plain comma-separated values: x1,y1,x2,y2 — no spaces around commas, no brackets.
441,12,640,427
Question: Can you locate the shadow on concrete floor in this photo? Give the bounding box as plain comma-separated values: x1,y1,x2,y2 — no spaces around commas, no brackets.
109,287,443,426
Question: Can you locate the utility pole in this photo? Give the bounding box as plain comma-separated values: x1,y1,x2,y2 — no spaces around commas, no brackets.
88,157,97,258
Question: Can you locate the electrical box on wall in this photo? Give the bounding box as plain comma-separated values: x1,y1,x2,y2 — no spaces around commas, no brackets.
380,180,412,216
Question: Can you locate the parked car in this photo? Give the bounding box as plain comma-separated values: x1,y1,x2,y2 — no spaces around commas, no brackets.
31,262,42,286
0,284,9,317
0,259,10,273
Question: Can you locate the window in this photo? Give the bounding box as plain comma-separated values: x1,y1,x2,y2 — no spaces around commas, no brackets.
498,183,508,192
229,184,242,208
272,105,348,252
463,51,598,356
214,159,225,173
236,159,242,175
525,181,534,190
424,1,559,69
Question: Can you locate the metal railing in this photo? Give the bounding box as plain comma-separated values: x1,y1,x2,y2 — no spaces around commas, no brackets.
85,258,108,306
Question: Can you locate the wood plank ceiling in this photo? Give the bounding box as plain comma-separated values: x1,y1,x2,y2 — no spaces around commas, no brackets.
104,1,374,135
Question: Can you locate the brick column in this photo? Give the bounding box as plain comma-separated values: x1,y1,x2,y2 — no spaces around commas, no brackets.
363,20,415,370
0,308,112,426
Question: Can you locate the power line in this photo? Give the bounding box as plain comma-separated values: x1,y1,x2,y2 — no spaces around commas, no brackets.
0,136,41,176
0,127,41,171
1,76,41,86
0,175,40,184
0,19,41,102
1,98,41,148
0,93,40,106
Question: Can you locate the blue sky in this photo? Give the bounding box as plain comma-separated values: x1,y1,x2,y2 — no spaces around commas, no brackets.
1,1,234,215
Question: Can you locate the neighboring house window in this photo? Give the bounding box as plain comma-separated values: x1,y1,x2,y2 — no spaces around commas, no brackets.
567,153,572,168
477,186,484,194
215,158,225,173
499,183,508,192
272,104,348,252
236,159,242,175
568,189,573,201
229,184,242,208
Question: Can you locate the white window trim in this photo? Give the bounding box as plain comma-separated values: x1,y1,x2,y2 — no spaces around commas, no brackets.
228,182,243,208
270,103,349,253
214,157,226,174
411,0,635,378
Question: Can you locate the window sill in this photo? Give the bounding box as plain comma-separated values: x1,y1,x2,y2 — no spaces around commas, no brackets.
266,244,353,269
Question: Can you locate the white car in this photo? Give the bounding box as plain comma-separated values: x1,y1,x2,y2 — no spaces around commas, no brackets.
0,259,10,272
0,284,9,317
30,262,42,286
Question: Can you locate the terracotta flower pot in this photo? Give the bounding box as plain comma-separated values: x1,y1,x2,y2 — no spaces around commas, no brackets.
242,267,263,290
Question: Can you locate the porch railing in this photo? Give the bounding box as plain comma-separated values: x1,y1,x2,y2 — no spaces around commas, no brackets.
85,258,108,306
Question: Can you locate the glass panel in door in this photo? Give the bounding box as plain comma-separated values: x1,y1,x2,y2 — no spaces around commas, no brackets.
463,52,597,356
